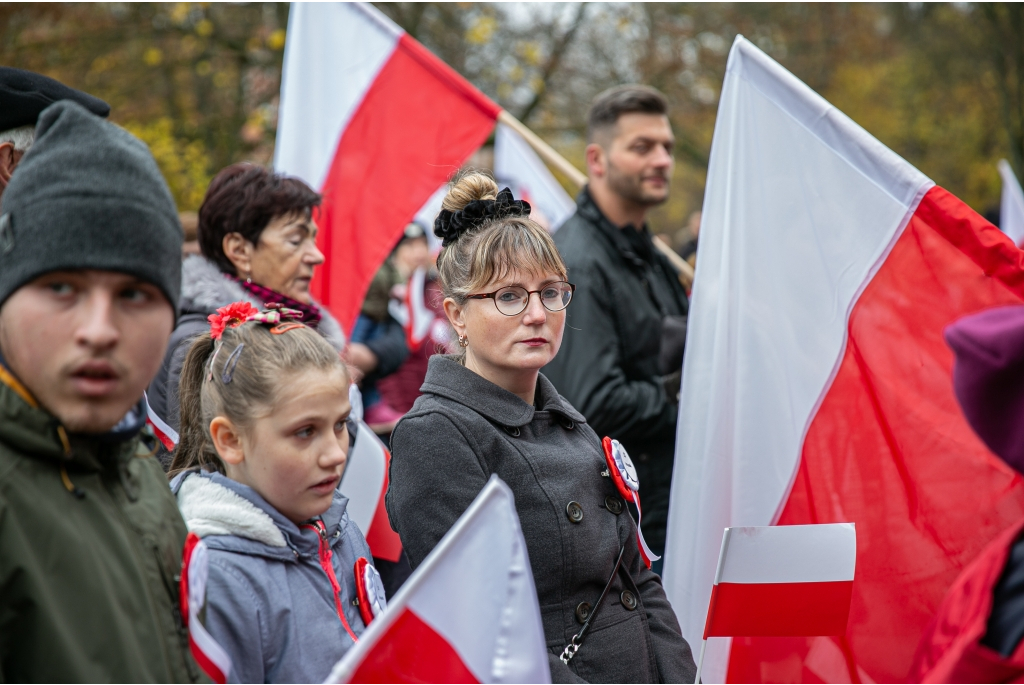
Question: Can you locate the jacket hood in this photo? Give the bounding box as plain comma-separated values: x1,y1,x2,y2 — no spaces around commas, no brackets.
172,469,352,561
179,255,346,352
419,355,585,428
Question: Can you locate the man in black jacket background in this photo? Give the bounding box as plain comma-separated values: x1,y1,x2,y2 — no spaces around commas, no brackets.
544,85,688,572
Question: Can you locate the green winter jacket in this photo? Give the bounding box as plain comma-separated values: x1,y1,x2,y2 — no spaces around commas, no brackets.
0,369,203,682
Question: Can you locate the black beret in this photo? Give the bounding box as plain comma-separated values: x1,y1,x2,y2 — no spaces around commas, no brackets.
0,66,110,131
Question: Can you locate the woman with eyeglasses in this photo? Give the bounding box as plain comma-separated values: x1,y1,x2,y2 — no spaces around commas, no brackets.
385,173,695,683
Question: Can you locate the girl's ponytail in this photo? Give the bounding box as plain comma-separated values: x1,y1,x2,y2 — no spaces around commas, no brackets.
169,333,223,477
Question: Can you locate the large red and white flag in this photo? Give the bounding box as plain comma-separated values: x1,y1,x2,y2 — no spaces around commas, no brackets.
326,476,551,684
339,419,403,563
494,123,576,232
664,36,1024,683
702,524,856,640
275,2,500,334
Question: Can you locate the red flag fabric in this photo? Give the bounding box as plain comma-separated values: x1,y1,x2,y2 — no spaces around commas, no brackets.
664,35,1024,683
274,3,500,335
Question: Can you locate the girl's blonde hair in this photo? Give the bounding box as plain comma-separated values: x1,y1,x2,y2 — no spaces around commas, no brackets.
169,322,348,477
436,171,568,307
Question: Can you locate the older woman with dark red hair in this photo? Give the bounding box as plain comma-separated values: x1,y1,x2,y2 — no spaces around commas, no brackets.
147,163,408,468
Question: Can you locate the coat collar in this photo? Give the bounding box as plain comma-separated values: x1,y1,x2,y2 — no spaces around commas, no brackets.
0,354,146,471
171,469,352,561
575,185,653,273
419,355,585,427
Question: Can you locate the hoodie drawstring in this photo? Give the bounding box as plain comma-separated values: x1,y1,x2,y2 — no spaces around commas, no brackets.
301,519,359,643
56,425,85,499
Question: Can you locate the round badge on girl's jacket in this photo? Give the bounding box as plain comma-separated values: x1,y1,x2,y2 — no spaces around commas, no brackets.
354,557,387,626
602,436,639,500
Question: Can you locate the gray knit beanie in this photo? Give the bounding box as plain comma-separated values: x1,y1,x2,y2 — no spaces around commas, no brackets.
0,100,182,313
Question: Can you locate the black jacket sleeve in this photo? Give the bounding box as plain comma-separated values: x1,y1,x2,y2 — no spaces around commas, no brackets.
983,533,1024,656
363,317,409,384
549,263,677,444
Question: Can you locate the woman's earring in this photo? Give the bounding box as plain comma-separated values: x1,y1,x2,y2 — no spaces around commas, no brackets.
245,270,252,285
458,334,469,348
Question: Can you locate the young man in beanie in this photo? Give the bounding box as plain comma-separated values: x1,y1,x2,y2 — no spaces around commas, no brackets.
0,66,110,200
0,101,203,681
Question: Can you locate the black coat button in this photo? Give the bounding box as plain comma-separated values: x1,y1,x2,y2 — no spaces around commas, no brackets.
566,501,584,523
561,418,575,430
605,495,624,515
621,590,638,611
575,601,592,624
504,425,520,437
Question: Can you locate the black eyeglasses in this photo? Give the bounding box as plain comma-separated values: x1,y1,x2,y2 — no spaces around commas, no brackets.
466,281,576,316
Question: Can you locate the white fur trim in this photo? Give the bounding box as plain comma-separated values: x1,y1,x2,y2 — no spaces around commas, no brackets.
177,474,287,547
180,255,346,352
181,255,260,311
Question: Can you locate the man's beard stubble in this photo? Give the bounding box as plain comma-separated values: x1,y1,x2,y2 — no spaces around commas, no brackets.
606,160,670,210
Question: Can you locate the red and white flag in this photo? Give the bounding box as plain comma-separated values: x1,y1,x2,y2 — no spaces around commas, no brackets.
494,123,576,232
326,476,550,684
999,159,1024,247
339,419,403,563
144,391,178,451
274,2,501,334
702,524,856,640
664,36,1024,683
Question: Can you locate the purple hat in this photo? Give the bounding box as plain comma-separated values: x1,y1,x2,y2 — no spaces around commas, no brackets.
946,304,1024,474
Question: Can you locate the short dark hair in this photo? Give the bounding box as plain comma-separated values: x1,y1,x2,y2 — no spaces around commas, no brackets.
198,163,321,275
586,85,669,144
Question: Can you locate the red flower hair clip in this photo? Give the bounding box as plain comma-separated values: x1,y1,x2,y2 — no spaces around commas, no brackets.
208,302,260,340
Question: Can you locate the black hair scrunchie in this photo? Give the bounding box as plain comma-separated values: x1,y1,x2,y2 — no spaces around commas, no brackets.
433,187,531,247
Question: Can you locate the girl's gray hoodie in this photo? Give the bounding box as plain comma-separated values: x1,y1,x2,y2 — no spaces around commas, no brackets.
171,470,373,684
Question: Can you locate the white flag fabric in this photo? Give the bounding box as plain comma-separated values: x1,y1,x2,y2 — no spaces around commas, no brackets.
326,475,551,684
338,420,402,563
494,123,576,232
999,159,1024,246
664,35,1024,683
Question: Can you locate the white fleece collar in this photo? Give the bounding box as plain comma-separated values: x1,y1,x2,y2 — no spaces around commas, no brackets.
176,473,287,547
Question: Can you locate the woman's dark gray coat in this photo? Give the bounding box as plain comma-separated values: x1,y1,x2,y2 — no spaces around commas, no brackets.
386,356,696,683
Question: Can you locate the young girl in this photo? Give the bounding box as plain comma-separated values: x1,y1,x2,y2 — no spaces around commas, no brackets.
169,303,384,683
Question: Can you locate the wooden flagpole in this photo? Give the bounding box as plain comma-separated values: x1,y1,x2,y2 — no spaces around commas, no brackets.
497,110,696,285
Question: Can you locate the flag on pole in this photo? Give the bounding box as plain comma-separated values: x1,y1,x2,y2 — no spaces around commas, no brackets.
999,159,1024,247
702,524,856,640
325,475,551,684
664,36,1024,683
494,123,577,232
274,2,501,334
339,419,403,563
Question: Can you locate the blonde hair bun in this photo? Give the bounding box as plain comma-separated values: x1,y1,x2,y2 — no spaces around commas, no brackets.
441,171,498,213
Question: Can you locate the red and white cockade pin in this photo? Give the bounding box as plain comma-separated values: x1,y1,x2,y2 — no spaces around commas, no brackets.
354,557,387,626
602,436,661,569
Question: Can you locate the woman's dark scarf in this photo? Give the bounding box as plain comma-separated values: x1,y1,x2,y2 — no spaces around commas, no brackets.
433,187,531,247
233,277,323,328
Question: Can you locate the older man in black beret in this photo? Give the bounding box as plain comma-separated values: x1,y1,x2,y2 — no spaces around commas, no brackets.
0,66,110,199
